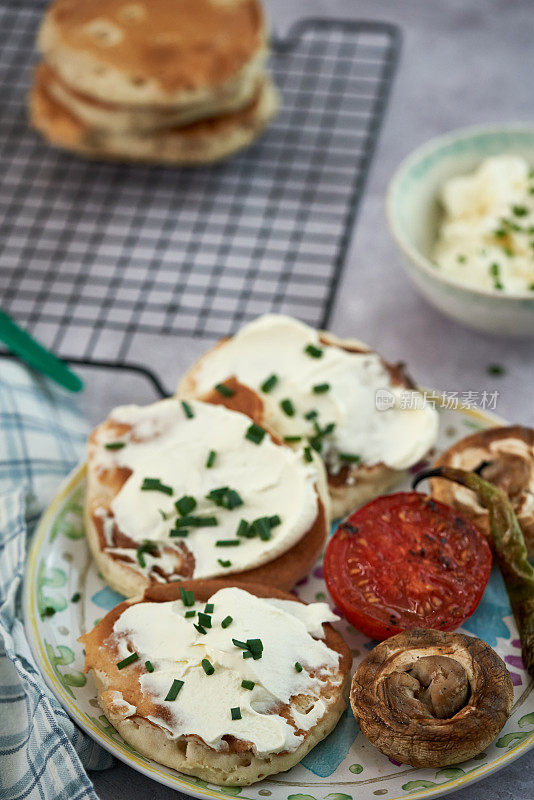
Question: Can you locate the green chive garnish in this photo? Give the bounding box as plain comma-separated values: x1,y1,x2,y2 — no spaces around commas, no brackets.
236,519,250,538
117,652,139,670
512,204,528,217
206,486,243,510
175,495,197,516
170,528,189,537
71,592,81,603
105,442,125,450
43,607,56,617
304,409,318,420
232,639,248,650
338,452,361,463
221,615,233,628
243,651,253,659
185,610,196,618
313,383,330,394
269,514,281,528
284,435,302,443
231,707,242,720
141,478,173,495
241,680,255,690
295,661,303,673
181,400,194,419
165,679,184,701
303,446,313,463
204,603,214,614
198,612,212,628
261,374,278,393
215,383,235,398
216,539,241,547
201,658,215,675
245,423,266,445
175,515,218,528
206,449,217,468
145,660,154,673
194,623,207,635
280,398,295,417
487,363,505,376
218,558,232,568
305,344,323,358
136,540,158,568
179,587,195,607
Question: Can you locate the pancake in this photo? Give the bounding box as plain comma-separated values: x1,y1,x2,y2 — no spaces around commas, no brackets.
431,425,534,557
85,381,329,597
80,580,352,785
43,62,262,133
178,314,439,520
30,66,278,164
37,0,267,108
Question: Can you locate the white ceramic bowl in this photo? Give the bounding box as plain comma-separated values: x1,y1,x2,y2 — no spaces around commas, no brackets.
387,125,534,336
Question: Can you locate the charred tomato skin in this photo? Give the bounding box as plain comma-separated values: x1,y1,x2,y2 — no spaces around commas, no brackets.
324,492,492,640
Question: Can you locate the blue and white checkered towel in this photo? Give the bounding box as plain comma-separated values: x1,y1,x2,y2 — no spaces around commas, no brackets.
0,358,114,800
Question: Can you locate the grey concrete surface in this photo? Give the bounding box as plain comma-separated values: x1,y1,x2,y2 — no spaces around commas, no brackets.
91,1,534,797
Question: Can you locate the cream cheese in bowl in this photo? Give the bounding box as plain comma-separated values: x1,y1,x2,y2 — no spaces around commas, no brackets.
433,155,534,295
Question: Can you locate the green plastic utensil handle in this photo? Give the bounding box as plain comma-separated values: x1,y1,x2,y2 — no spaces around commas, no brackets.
0,310,83,393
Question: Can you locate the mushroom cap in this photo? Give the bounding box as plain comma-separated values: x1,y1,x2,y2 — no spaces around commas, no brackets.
351,629,513,768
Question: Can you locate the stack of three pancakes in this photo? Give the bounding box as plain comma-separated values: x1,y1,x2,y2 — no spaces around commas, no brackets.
30,0,278,165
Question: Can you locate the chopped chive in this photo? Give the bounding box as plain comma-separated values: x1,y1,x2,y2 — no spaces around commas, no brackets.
158,509,169,520
241,679,255,690
284,435,302,442
170,528,189,537
206,449,217,468
218,558,232,568
105,441,125,450
269,514,281,528
503,245,514,257
181,400,194,419
185,610,196,618
197,612,212,628
232,639,248,650
246,638,263,660
309,437,323,453
338,452,361,463
489,262,500,277
313,383,330,394
250,517,272,541
175,495,197,516
215,382,235,397
174,515,218,528
204,603,214,614
43,606,56,617
194,623,207,635
231,707,242,720
221,615,233,628
117,652,139,670
303,446,313,463
179,586,195,607
145,660,154,673
261,374,278,393
512,204,528,217
529,282,534,291
165,679,184,701
136,540,158,568
487,363,505,376
201,658,215,675
141,478,173,495
304,409,318,420
280,398,295,417
206,486,244,510
71,592,81,603
245,423,266,445
295,661,303,673
236,519,250,538
216,539,241,547
305,344,323,358
242,650,253,659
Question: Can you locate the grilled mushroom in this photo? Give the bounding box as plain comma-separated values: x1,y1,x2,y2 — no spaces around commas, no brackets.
351,629,513,768
431,426,534,557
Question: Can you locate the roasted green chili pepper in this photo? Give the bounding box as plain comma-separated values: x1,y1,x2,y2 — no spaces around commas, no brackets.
413,466,534,677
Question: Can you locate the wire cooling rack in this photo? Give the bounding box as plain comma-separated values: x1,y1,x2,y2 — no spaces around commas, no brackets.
0,3,400,396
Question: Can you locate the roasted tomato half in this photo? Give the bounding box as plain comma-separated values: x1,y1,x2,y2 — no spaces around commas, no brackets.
324,492,492,640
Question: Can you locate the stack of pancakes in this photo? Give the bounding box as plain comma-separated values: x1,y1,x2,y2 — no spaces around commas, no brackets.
30,0,278,165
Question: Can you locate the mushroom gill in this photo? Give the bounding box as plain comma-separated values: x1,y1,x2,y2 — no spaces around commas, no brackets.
384,655,469,719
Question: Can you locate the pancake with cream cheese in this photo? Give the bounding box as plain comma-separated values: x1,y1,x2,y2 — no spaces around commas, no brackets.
178,314,439,519
80,580,352,785
86,382,329,597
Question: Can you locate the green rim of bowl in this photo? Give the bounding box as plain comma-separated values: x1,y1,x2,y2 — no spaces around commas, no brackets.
386,123,534,302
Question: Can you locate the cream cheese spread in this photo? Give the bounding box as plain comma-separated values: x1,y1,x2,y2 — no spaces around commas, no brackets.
186,314,438,473
433,155,534,294
93,399,320,579
112,587,341,755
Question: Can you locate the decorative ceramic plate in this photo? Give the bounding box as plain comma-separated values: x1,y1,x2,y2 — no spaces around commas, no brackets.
23,403,534,800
